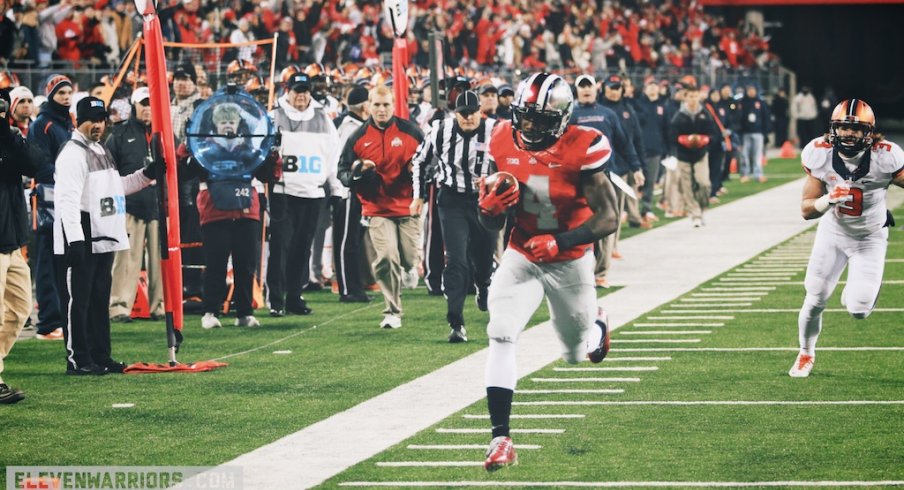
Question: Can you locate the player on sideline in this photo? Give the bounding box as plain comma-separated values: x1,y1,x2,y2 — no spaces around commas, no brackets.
791,99,904,378
477,73,619,470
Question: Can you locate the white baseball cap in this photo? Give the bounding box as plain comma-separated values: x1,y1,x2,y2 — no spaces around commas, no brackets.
575,74,597,87
131,87,150,105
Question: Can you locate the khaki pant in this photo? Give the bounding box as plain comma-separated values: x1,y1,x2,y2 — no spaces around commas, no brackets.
664,166,684,215
678,156,712,220
594,177,628,279
623,171,643,225
109,214,164,318
0,249,32,384
368,216,421,315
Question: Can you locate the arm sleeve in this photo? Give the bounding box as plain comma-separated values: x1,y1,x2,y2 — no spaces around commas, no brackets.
410,122,437,199
28,123,56,183
121,169,153,196
611,118,640,172
337,126,363,187
324,121,344,195
630,111,646,164
55,144,88,244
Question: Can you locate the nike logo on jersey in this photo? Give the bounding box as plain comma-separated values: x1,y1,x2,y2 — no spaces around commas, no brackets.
548,163,562,168
364,142,373,147
127,138,136,143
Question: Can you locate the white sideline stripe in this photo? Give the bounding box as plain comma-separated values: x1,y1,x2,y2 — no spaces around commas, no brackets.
611,339,702,343
671,303,753,308
612,347,904,352
621,330,711,335
467,415,582,420
740,267,804,271
662,308,904,314
727,271,797,276
531,377,640,383
681,298,762,302
407,444,542,450
519,400,904,407
553,366,658,372
605,356,672,361
887,258,904,263
691,292,768,296
721,277,792,282
519,389,625,394
376,461,484,467
340,481,904,487
700,287,774,291
647,316,734,320
436,428,564,434
714,281,805,286
634,323,724,327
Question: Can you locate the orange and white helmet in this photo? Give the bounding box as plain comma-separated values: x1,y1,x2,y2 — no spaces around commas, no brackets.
304,63,327,79
244,75,269,94
0,71,21,89
279,65,301,87
227,59,257,77
829,99,876,156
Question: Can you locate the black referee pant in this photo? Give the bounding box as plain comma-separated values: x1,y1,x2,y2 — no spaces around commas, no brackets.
331,194,367,297
57,251,115,371
437,187,497,326
423,184,445,295
201,218,258,317
267,193,322,311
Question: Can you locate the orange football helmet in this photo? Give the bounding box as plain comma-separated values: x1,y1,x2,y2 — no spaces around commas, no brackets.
279,65,301,87
0,71,20,89
829,99,876,156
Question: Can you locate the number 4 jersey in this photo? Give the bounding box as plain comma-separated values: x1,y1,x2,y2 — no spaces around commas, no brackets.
802,137,904,238
489,121,612,262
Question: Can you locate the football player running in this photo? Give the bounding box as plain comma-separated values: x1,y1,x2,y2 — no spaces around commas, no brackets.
791,99,904,378
478,73,619,471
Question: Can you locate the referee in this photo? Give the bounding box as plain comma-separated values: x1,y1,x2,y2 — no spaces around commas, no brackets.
410,91,498,343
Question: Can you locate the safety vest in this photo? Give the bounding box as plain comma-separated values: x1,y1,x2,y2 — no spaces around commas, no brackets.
272,106,337,198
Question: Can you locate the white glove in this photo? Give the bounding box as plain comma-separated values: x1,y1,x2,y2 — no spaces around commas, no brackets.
660,156,678,171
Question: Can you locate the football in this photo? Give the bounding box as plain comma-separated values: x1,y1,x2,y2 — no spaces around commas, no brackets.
484,171,519,195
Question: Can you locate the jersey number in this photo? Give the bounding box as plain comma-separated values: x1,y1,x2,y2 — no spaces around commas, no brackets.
521,175,559,230
837,187,864,216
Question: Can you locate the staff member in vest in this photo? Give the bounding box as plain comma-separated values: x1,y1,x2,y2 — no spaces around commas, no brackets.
332,86,372,303
411,90,497,343
268,73,343,317
106,87,164,323
669,83,719,228
54,97,158,375
338,85,424,330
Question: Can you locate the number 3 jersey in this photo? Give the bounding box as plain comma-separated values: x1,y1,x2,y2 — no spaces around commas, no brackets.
489,121,612,262
802,138,904,238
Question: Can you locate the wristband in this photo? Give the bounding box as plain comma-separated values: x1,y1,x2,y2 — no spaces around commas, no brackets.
554,224,596,250
814,194,831,214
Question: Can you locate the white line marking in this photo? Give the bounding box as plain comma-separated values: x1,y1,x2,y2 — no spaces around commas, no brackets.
727,272,797,276
521,400,904,406
721,277,792,282
700,287,775,291
681,298,762,302
407,444,542,450
272,350,292,355
692,292,769,297
531,377,641,383
553,366,658,372
519,389,625,394
112,403,134,409
436,428,565,434
634,323,724,327
611,347,904,352
474,414,582,420
376,461,484,467
714,281,804,286
887,258,904,263
604,357,672,361
662,308,904,314
611,339,702,343
620,330,711,335
341,480,904,487
647,316,735,320
740,267,804,271
671,303,753,307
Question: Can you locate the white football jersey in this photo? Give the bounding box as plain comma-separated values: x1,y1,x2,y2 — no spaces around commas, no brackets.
801,137,904,237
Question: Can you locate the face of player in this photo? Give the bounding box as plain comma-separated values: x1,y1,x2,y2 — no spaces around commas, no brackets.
173,76,196,98
576,84,597,104
13,97,34,122
836,125,865,140
53,86,73,107
370,93,394,126
80,118,106,142
455,110,481,132
134,99,151,125
215,118,239,135
289,87,312,112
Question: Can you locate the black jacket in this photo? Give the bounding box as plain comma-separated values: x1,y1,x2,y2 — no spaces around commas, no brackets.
739,95,772,135
28,100,73,184
0,125,37,252
634,95,671,157
669,105,719,164
600,97,646,168
105,117,158,220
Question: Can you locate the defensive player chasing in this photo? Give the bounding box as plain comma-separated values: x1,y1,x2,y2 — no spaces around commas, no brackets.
477,73,619,470
791,99,904,378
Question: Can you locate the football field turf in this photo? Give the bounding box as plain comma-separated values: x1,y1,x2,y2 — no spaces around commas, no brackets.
3,157,903,489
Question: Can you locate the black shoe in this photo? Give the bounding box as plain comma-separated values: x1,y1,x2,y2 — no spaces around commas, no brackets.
448,325,468,343
475,287,488,312
100,360,127,374
303,282,323,292
269,309,285,318
427,289,444,297
110,314,133,323
66,364,109,376
588,309,611,364
286,304,313,315
340,293,372,303
0,383,25,404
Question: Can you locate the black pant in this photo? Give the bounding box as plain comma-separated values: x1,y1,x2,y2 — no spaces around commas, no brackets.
266,194,322,310
34,228,63,333
708,147,725,197
201,219,259,317
798,118,819,147
331,195,367,297
423,184,445,294
58,251,114,371
437,188,497,324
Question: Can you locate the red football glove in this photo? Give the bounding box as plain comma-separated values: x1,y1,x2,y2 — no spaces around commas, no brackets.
524,234,559,262
828,185,853,204
478,176,520,216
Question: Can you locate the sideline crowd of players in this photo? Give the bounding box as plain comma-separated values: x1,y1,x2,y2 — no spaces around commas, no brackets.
1,61,903,472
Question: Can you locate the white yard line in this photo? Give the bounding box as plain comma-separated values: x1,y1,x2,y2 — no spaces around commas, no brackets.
340,480,904,487
376,461,484,467
681,298,762,302
620,330,712,335
611,339,703,343
647,316,734,320
518,389,625,394
407,444,542,450
462,414,585,419
671,303,753,308
436,428,564,434
691,292,769,296
517,400,904,406
530,377,641,383
604,357,672,361
700,287,775,291
662,308,904,314
553,366,658,372
611,347,904,352
633,323,724,328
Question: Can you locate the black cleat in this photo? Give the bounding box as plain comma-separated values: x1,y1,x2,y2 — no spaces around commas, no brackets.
588,308,611,364
448,325,468,343
0,384,25,404
475,287,489,312
339,293,372,303
66,364,109,376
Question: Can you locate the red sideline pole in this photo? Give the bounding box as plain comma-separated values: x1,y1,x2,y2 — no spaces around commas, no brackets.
392,38,410,119
141,5,184,339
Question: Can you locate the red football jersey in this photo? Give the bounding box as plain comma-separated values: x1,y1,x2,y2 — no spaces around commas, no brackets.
489,121,612,262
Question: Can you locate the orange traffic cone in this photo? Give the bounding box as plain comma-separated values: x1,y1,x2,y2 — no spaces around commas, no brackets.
130,270,150,319
780,140,796,159
729,157,738,174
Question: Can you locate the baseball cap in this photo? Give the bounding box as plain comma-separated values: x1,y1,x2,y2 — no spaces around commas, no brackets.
173,62,197,85
575,74,596,87
130,86,150,105
76,96,108,125
498,85,514,97
479,84,498,95
454,90,479,114
603,74,623,89
288,73,311,92
347,86,369,106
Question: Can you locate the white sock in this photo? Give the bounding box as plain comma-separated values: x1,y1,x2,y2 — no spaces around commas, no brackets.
798,295,824,356
586,320,603,356
485,338,518,390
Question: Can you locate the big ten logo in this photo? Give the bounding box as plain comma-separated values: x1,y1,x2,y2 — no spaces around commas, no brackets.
284,155,322,174
99,196,126,217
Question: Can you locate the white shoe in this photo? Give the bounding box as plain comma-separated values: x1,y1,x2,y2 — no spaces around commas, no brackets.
789,352,814,377
201,313,222,330
692,217,704,228
235,315,261,328
380,314,402,329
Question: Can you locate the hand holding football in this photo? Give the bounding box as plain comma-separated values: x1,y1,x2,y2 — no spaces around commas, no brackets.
483,171,519,195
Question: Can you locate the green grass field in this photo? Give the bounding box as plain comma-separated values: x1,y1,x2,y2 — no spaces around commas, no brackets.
4,157,903,489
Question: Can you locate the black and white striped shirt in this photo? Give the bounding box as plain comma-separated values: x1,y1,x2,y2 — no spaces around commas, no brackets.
411,117,497,199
